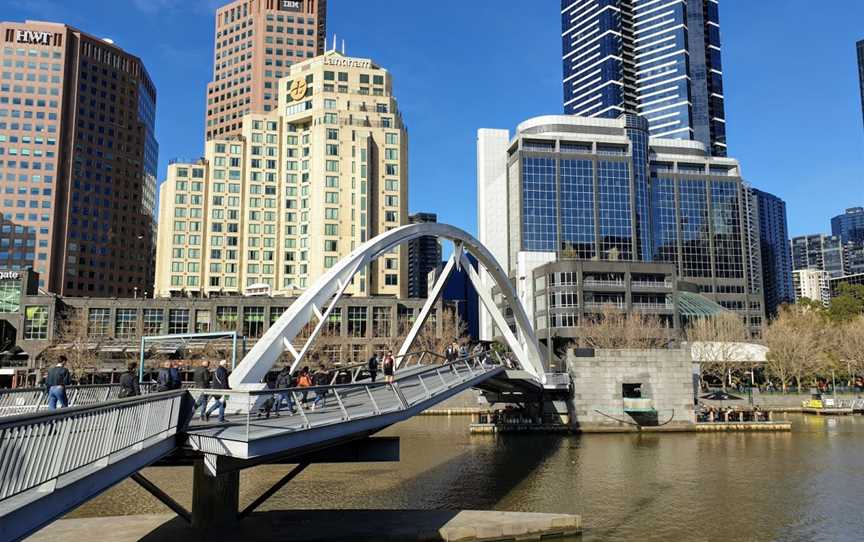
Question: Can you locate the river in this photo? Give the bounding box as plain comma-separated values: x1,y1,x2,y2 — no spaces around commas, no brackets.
71,413,864,541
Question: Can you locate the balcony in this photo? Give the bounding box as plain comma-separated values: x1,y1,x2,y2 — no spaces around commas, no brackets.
632,302,674,311
582,279,625,289
631,279,672,290
584,301,625,310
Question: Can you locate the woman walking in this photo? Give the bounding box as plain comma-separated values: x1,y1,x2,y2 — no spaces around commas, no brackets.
383,350,395,384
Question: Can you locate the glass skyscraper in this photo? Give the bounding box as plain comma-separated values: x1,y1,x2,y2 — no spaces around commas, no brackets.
751,189,793,317
561,0,727,156
857,40,864,130
790,234,845,278
831,207,864,245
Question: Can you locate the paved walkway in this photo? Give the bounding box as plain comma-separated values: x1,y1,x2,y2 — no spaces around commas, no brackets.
28,510,581,541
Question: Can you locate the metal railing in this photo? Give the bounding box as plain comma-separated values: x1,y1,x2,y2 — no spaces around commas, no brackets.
186,352,501,441
582,279,625,288
631,280,673,289
0,390,187,503
0,383,158,417
583,301,626,310
631,302,674,311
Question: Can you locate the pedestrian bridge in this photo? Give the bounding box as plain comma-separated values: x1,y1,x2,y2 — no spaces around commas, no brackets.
0,223,560,541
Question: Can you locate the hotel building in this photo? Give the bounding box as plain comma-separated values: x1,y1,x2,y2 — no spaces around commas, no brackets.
157,51,408,298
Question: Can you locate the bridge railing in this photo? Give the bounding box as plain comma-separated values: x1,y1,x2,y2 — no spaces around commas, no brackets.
188,352,502,440
0,390,187,503
0,383,160,417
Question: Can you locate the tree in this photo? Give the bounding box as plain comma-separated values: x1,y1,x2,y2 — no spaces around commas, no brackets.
685,312,752,390
829,315,864,383
413,307,468,358
827,284,864,322
762,305,826,392
578,304,669,349
41,309,104,381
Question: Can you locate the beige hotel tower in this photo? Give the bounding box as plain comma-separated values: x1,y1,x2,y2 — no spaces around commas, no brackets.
155,51,408,298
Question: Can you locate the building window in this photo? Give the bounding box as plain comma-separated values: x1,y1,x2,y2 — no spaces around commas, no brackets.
195,310,211,333
143,309,163,335
347,306,367,337
216,306,238,331
385,274,398,286
168,309,189,335
88,308,111,338
243,306,265,338
115,309,138,339
23,306,48,339
372,306,391,338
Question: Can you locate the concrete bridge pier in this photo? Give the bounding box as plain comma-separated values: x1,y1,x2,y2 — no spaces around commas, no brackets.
192,458,240,528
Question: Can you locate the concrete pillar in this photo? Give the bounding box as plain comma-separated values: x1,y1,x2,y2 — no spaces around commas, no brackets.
192,458,239,529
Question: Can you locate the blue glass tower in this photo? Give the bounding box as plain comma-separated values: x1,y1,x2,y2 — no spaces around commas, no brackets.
858,40,864,130
831,207,864,245
752,189,793,317
562,0,727,156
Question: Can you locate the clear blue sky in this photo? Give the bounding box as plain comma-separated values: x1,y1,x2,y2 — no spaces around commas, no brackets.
5,0,863,238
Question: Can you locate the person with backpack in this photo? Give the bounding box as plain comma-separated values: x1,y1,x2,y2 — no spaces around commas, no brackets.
169,361,183,390
192,360,212,421
118,362,140,399
156,360,173,392
313,365,330,410
274,366,294,416
367,352,379,382
383,350,395,384
297,366,313,405
205,360,230,422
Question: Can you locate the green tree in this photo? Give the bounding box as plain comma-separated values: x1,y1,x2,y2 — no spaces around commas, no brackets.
827,284,864,322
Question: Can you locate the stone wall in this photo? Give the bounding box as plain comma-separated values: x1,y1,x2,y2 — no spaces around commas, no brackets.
567,348,696,430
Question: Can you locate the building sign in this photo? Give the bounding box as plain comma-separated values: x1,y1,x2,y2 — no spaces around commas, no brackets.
288,79,308,101
323,56,371,69
0,272,20,281
278,0,304,12
15,30,51,46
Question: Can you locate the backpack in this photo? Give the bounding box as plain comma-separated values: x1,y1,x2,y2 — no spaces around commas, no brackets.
298,374,312,387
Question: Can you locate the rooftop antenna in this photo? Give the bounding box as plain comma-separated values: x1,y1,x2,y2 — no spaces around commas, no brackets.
332,34,337,53
341,39,345,55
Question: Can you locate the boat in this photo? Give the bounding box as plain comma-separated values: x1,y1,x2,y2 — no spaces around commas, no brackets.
801,389,853,415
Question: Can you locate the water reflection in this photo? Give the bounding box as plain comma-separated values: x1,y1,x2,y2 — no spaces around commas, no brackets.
73,414,864,541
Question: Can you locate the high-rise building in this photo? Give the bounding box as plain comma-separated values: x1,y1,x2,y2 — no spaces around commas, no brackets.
792,269,830,307
406,212,441,298
831,206,864,245
857,40,864,130
477,114,764,336
0,21,158,297
750,188,793,316
205,0,327,140
790,234,845,278
156,51,407,298
561,0,727,156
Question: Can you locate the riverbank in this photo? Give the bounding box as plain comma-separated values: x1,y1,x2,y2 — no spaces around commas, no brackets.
470,421,792,434
28,509,582,542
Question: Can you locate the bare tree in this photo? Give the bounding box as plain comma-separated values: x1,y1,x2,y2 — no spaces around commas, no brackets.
828,315,864,384
762,305,826,392
41,309,104,381
414,307,467,357
685,312,752,390
579,304,669,349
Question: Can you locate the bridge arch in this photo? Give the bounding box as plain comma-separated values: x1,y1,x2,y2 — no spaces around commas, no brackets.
229,223,547,388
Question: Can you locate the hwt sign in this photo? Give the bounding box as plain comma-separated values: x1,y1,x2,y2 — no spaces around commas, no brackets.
15,30,51,46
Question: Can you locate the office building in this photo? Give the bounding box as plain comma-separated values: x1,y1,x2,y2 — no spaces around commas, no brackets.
406,212,441,298
0,21,158,297
477,114,764,342
831,206,864,245
156,51,407,298
843,242,864,276
830,272,864,297
858,40,864,130
561,0,727,156
792,269,830,307
751,188,793,316
205,0,327,140
790,234,845,278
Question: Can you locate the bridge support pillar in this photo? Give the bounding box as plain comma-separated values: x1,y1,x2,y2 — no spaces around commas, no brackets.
192,457,240,528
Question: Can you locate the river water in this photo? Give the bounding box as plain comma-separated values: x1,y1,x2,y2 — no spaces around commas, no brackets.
72,413,864,541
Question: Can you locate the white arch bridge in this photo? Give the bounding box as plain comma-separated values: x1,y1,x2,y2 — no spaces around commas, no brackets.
0,223,570,540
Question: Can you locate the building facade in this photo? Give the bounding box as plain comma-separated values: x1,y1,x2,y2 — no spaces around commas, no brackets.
858,39,864,130
792,268,830,307
205,0,327,140
751,188,793,317
561,0,727,156
0,21,158,297
406,212,441,298
831,206,864,245
157,51,408,298
478,114,763,338
790,234,845,278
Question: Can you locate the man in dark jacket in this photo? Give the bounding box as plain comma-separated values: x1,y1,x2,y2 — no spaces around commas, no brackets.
274,367,294,416
367,353,379,382
156,361,172,392
205,360,230,422
192,360,212,421
169,361,182,390
46,357,72,409
119,362,141,398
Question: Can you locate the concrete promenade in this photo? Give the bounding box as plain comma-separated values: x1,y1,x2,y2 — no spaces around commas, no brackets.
27,510,581,542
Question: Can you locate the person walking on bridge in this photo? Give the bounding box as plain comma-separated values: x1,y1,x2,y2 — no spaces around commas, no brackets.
169,361,182,390
46,357,71,410
192,360,212,421
205,360,230,422
445,342,458,364
367,352,379,382
118,362,140,398
312,365,330,409
274,366,294,416
383,350,395,384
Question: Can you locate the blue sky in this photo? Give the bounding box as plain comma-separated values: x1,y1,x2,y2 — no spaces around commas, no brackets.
5,0,863,238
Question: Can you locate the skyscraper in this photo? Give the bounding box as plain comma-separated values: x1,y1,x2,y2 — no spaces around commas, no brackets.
406,212,441,298
751,188,793,316
0,21,157,297
831,206,864,245
157,51,407,298
790,234,845,278
857,40,864,130
205,0,326,140
561,0,727,156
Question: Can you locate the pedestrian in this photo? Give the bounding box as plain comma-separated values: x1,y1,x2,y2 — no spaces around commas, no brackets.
444,342,458,363
367,352,379,382
274,366,294,416
205,360,230,422
46,357,71,410
192,360,212,421
169,361,183,390
156,361,172,392
257,373,277,419
313,365,330,410
459,343,469,360
118,362,141,398
297,366,313,405
383,351,395,384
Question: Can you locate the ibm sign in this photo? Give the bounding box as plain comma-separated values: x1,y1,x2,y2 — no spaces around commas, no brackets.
278,0,304,12
15,29,52,46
